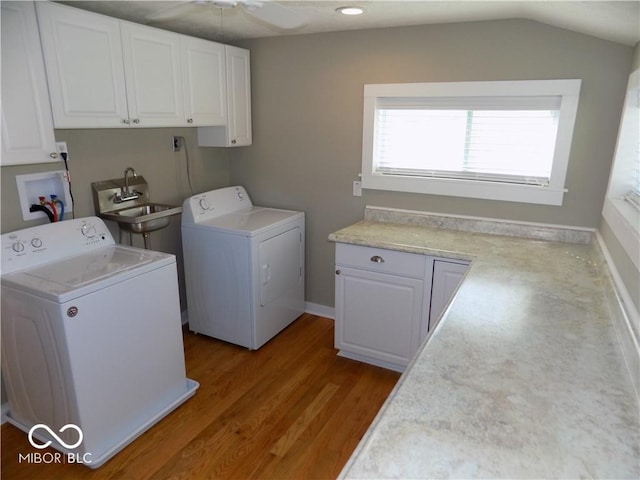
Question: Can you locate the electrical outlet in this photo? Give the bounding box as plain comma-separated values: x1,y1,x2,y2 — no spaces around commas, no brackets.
353,180,362,196
55,141,68,154
172,136,182,152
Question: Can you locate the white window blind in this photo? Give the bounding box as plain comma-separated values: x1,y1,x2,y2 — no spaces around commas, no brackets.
623,83,640,210
626,159,640,210
374,96,561,186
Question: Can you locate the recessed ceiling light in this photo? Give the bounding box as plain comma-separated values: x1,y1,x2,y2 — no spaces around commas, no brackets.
336,6,364,16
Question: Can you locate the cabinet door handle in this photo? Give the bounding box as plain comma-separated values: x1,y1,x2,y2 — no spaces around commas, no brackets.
370,255,384,263
231,139,237,144
49,152,59,159
335,269,341,275
187,118,194,124
122,118,130,124
132,118,140,124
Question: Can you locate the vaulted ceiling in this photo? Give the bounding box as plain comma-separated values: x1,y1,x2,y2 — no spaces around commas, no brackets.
57,1,640,46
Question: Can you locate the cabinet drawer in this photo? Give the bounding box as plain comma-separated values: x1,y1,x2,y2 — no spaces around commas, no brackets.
336,243,426,278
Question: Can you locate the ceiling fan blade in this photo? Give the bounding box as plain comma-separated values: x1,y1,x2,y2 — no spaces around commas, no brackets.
242,1,308,29
145,1,201,23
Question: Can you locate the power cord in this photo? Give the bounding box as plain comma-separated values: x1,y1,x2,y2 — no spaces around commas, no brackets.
176,136,194,196
60,152,75,219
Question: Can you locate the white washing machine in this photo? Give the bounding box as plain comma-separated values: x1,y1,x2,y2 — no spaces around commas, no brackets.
182,186,305,349
1,217,198,469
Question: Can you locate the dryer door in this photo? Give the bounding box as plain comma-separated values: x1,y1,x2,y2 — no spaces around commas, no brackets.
259,226,302,307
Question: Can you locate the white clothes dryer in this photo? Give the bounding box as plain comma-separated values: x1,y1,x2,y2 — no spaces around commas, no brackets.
181,186,304,349
1,217,198,469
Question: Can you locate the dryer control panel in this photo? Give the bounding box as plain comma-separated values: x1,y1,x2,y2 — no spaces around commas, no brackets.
1,217,114,274
182,186,253,224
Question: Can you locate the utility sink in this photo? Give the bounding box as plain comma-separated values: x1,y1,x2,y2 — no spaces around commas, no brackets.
99,203,182,234
91,175,182,248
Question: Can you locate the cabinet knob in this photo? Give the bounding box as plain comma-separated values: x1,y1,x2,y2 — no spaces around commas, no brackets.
187,118,194,124
49,152,59,159
335,269,341,275
122,118,130,124
370,255,385,263
132,118,140,124
231,139,237,144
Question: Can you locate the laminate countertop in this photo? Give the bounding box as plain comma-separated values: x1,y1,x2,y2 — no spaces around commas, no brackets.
330,207,639,479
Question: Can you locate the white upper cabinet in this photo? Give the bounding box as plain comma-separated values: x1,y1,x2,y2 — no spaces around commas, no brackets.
36,2,226,129
1,1,58,165
32,1,248,136
198,46,252,147
36,1,129,128
226,46,252,146
181,36,227,126
120,22,184,127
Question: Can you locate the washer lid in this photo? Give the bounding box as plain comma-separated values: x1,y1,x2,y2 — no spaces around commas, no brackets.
190,207,304,236
1,245,174,302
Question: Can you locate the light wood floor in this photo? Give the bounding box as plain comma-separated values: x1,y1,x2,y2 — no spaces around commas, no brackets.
1,314,400,479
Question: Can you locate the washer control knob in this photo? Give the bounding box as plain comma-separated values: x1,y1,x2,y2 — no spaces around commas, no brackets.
31,238,43,248
81,223,96,238
12,241,24,253
199,198,211,210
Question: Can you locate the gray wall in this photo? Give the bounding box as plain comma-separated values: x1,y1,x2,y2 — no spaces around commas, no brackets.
231,19,633,307
1,127,231,306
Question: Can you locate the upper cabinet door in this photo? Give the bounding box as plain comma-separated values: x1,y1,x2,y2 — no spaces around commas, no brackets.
181,36,227,126
36,1,129,128
120,22,184,127
226,46,252,146
1,1,58,165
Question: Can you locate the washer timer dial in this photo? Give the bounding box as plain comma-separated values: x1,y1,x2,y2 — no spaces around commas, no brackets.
199,198,212,210
81,222,97,239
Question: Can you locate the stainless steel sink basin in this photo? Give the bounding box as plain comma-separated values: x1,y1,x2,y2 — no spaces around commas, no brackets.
92,176,183,249
100,203,182,234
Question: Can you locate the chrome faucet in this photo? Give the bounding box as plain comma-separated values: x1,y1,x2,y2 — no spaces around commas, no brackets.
114,167,139,203
124,167,137,196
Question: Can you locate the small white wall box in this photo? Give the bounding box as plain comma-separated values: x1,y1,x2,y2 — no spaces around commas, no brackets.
16,170,73,221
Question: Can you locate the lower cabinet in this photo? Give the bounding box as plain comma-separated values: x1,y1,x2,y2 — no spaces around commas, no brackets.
334,243,469,371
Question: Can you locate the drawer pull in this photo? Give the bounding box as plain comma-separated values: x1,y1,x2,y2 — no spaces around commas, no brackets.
370,255,384,263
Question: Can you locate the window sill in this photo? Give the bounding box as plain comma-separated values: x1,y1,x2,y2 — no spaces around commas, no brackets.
362,174,566,206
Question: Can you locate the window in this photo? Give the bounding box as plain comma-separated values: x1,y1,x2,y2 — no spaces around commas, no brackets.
602,68,640,270
362,80,582,205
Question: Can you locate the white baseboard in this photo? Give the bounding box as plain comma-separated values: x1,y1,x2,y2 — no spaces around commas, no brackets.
305,302,335,319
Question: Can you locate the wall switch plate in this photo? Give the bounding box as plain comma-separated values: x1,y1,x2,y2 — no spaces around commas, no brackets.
353,180,362,197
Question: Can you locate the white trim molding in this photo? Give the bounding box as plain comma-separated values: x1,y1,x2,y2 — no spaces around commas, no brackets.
362,79,582,206
305,302,335,320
